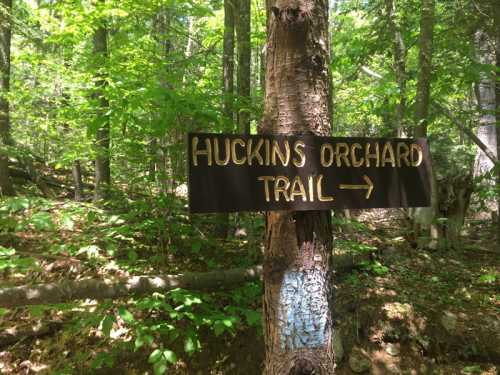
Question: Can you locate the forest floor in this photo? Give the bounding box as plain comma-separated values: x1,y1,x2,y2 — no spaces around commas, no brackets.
0,196,499,374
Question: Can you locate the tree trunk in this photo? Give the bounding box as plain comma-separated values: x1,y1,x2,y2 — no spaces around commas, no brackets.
0,266,263,308
215,0,237,239
385,0,407,137
93,3,111,201
473,30,497,183
223,0,235,130
412,0,439,248
0,0,15,196
494,0,500,243
259,1,335,373
72,159,83,201
236,0,251,134
0,252,368,309
414,0,435,138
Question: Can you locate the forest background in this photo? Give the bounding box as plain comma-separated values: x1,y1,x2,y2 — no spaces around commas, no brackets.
0,0,499,374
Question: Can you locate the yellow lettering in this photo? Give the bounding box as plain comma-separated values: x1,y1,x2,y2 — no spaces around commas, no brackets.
365,142,380,167
308,175,314,202
264,139,271,166
397,142,410,167
292,141,306,167
258,176,275,202
192,136,212,166
290,176,307,202
274,176,291,202
410,143,423,167
247,138,264,166
317,174,334,202
320,143,334,167
351,143,364,167
231,138,247,165
272,140,291,166
335,143,351,167
213,138,230,166
381,142,396,167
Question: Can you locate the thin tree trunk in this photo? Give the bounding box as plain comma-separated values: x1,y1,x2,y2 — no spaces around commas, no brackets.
473,30,497,182
215,0,236,239
154,8,172,195
494,0,500,243
0,0,15,196
414,0,435,138
236,0,251,134
385,0,407,136
223,0,235,130
0,266,263,308
260,1,335,373
72,159,83,201
93,3,111,201
413,0,439,248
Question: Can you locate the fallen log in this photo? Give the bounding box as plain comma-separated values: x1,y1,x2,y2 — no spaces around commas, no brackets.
0,252,370,308
0,266,263,308
0,321,63,348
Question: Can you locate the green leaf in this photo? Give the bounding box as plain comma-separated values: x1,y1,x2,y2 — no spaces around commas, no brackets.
243,309,261,327
118,307,134,323
148,349,162,364
478,273,496,284
163,350,177,364
101,315,115,337
184,335,197,355
30,212,55,231
153,360,167,375
0,246,15,257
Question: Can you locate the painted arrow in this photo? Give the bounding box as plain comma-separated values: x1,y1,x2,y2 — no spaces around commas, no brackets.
339,175,374,199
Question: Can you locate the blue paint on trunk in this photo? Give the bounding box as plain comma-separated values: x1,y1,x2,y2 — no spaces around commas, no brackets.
279,270,328,350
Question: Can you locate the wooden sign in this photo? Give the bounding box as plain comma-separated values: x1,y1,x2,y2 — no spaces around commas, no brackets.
187,133,432,213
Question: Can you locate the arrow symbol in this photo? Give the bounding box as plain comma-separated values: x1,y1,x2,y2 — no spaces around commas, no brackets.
339,175,374,199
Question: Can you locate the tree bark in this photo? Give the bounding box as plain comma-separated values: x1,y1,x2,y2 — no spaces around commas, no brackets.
0,253,367,309
493,0,500,243
0,0,15,196
412,0,440,248
414,0,435,138
473,29,497,181
259,1,335,373
215,0,237,239
385,0,407,137
223,0,235,130
93,1,111,201
72,159,83,201
236,0,251,134
0,266,263,308
0,321,63,348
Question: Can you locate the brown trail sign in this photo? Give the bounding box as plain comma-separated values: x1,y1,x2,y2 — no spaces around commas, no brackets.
188,133,432,213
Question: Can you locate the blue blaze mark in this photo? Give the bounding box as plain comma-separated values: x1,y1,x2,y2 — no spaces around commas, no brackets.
279,270,328,350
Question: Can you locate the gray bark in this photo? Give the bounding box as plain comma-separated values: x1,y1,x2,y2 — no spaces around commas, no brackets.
0,253,367,309
72,159,83,201
474,30,497,180
236,0,251,134
93,3,111,201
414,0,435,137
0,0,15,196
494,0,500,242
385,0,407,136
0,266,263,308
260,1,335,373
215,0,236,239
412,0,439,248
